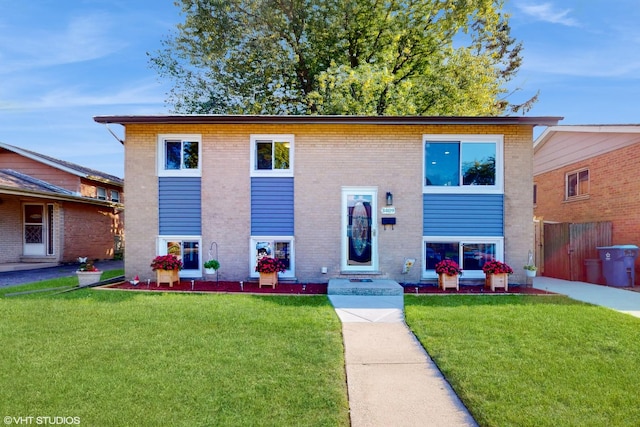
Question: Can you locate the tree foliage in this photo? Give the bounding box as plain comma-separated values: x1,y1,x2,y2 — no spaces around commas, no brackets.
150,0,536,115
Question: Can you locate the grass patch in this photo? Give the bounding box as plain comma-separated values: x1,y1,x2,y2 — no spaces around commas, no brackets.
0,288,349,426
405,295,640,427
0,269,124,298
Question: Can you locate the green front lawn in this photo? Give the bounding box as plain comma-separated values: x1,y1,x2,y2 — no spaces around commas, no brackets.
0,284,349,426
405,295,640,427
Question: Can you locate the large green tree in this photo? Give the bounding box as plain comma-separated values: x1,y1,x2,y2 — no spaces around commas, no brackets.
150,0,536,115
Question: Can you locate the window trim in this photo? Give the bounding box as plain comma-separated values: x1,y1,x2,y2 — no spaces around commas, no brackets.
157,134,202,177
96,187,107,200
565,168,589,201
156,236,202,278
422,236,504,279
250,236,295,278
250,134,294,177
423,134,504,194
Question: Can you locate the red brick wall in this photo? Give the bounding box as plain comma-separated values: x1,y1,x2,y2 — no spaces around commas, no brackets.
535,142,640,282
62,202,122,262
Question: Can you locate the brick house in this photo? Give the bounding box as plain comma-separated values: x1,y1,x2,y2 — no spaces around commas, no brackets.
93,115,560,284
533,125,640,284
0,142,124,265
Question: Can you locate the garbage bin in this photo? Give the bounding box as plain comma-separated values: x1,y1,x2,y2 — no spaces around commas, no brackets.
596,245,639,287
584,258,602,284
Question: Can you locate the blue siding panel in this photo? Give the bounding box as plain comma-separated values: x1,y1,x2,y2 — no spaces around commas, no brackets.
251,177,294,235
423,193,503,236
159,177,201,235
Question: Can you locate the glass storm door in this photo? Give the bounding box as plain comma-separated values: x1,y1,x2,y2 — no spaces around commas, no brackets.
23,204,45,256
342,188,378,271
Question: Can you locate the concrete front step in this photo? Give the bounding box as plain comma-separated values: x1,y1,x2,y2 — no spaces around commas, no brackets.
328,278,404,296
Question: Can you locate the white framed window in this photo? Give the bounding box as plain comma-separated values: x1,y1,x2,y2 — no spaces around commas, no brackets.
423,135,503,194
96,187,107,200
250,236,295,278
157,236,202,278
565,169,589,200
422,236,504,279
158,134,202,177
110,190,120,203
250,134,294,177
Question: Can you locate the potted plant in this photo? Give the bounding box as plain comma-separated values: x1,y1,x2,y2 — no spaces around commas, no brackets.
204,259,220,275
435,259,462,290
76,259,102,286
255,257,286,288
482,260,513,291
523,264,538,278
151,255,183,287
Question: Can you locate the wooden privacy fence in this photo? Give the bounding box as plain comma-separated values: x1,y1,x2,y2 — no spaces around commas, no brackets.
536,220,612,282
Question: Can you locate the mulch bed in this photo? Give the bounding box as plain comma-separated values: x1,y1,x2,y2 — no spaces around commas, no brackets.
103,280,554,295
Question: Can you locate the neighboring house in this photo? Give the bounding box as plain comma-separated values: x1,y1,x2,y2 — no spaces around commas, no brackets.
93,115,560,284
0,142,124,265
533,125,640,284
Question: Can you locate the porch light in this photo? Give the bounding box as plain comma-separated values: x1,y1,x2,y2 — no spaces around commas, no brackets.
386,192,393,206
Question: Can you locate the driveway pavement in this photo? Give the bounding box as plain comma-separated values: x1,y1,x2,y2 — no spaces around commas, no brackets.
0,260,123,288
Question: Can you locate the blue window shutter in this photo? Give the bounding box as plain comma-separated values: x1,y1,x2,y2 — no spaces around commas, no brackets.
251,177,294,235
423,193,503,236
159,177,202,235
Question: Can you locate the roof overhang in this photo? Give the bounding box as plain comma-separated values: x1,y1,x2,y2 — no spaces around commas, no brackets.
0,141,123,186
94,114,563,127
0,186,123,208
534,124,640,152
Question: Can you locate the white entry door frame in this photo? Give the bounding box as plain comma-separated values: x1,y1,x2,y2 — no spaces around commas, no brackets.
23,203,46,256
341,187,378,272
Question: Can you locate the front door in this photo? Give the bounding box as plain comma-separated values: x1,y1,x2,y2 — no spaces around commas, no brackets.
342,187,378,271
23,204,45,256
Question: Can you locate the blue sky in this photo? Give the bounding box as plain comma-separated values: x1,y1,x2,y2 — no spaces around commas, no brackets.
1,1,638,178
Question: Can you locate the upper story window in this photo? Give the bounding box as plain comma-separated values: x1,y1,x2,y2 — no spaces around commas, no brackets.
250,135,294,177
566,169,589,200
158,134,201,177
423,135,503,194
96,187,107,200
110,190,120,203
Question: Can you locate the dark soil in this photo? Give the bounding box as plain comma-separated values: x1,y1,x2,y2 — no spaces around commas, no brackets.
105,280,554,295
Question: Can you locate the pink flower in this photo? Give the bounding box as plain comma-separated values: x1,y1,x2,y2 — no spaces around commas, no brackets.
255,257,286,273
435,259,462,276
151,255,183,271
482,260,513,275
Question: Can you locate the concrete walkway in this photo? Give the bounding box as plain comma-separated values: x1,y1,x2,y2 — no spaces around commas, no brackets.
328,280,478,427
532,276,640,318
328,276,640,426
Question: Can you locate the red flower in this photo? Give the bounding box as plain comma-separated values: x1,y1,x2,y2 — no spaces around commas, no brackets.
78,260,100,272
482,260,513,275
435,259,462,276
151,255,183,271
255,257,286,274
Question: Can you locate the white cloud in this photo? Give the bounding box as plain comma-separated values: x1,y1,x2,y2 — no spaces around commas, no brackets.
517,2,579,26
0,12,125,74
0,78,167,112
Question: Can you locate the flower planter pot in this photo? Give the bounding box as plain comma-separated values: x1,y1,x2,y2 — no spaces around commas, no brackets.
438,273,459,291
76,271,102,286
485,273,509,291
156,269,179,287
525,269,537,278
259,272,278,288
205,268,217,275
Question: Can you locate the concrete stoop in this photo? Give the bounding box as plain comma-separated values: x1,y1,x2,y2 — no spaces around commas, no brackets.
327,278,404,296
